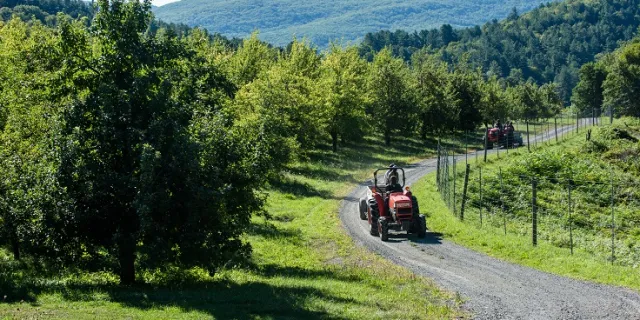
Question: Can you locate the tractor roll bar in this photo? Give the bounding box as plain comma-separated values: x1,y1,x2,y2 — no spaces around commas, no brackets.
373,166,406,193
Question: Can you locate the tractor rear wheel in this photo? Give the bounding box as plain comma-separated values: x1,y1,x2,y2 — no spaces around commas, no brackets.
417,214,426,238
359,198,367,220
368,198,380,236
379,217,389,241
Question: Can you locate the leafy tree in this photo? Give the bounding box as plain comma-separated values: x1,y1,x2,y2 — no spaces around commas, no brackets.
539,83,563,118
317,45,369,151
0,18,71,261
572,62,607,116
480,76,510,126
228,32,277,87
511,81,543,120
368,48,416,145
603,41,640,117
412,50,458,137
58,0,266,284
233,39,323,158
449,67,484,131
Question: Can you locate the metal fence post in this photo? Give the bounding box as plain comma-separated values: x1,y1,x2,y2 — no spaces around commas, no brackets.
568,184,573,255
526,120,530,152
479,167,483,227
453,157,457,214
554,117,558,143
436,144,441,190
484,127,489,163
532,179,538,246
500,168,506,235
461,164,470,220
611,168,615,264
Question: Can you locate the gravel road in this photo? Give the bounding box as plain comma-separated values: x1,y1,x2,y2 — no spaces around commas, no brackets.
340,121,640,319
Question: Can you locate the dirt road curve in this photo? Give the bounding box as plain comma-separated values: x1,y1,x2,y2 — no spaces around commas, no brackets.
340,122,640,319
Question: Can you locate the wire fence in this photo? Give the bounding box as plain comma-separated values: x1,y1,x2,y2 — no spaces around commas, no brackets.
435,111,640,266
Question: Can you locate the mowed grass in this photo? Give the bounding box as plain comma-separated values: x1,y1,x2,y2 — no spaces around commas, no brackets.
0,135,465,320
412,125,640,292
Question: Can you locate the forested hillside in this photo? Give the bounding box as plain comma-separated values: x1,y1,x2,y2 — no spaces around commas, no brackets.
360,0,640,103
152,0,548,48
0,0,242,43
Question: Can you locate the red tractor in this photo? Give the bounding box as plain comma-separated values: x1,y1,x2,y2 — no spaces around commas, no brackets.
358,166,426,241
485,124,523,149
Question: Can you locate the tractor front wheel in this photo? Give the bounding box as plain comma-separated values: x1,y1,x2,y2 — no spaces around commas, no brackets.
379,217,389,242
368,198,380,236
417,214,426,238
359,198,367,220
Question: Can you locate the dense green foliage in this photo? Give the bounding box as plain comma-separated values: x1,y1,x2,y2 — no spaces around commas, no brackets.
0,0,242,46
0,0,561,286
152,0,548,48
0,0,93,24
573,38,640,118
360,0,640,103
0,1,272,285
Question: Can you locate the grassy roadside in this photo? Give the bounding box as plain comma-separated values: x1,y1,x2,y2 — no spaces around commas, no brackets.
0,135,467,319
413,122,640,292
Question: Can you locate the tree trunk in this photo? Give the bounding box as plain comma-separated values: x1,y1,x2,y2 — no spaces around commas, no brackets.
384,130,391,146
421,114,428,140
118,232,136,285
331,131,338,152
11,230,20,261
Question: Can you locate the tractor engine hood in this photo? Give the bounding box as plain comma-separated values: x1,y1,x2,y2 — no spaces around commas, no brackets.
390,195,412,208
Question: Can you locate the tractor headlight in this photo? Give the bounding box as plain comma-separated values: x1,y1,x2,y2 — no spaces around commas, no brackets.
396,202,411,209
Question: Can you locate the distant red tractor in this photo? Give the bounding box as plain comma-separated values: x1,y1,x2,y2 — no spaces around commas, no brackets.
358,166,426,241
485,124,523,149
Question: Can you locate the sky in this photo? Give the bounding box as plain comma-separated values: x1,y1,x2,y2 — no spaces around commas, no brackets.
152,0,180,7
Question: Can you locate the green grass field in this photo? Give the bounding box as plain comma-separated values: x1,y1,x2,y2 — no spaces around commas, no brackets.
0,135,466,319
413,119,640,291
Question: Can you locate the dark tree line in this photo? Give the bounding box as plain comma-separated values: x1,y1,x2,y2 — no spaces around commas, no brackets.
359,0,640,104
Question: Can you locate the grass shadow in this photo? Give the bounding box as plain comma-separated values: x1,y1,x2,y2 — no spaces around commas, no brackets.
247,222,304,244
2,280,352,320
267,175,337,200
0,266,362,319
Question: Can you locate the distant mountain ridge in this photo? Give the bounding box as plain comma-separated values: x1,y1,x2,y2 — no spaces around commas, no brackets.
152,0,550,47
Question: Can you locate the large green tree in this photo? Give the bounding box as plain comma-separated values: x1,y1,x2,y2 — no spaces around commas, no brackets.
368,48,416,145
572,62,607,117
58,0,267,284
603,41,640,117
412,50,458,138
317,45,369,151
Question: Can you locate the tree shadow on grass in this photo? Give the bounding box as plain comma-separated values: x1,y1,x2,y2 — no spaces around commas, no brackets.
287,165,359,184
247,222,304,246
1,271,359,319
267,175,337,200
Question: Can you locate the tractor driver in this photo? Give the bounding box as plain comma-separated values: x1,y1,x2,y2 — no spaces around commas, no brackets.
384,164,399,186
386,175,403,193
384,165,403,193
